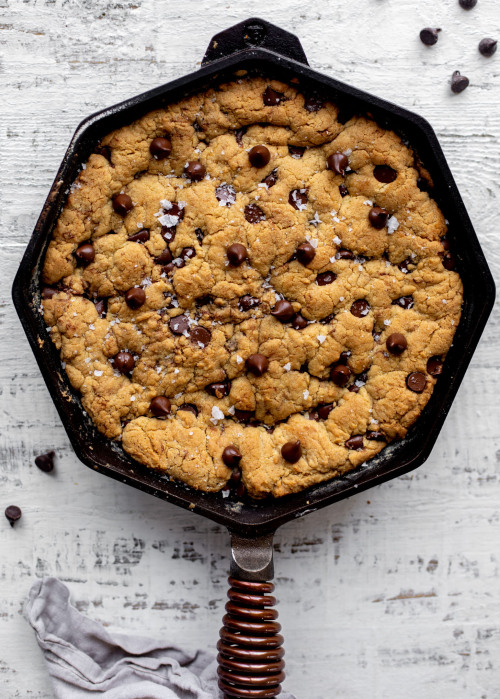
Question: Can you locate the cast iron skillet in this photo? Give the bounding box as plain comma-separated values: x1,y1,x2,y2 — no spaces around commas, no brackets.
12,19,495,698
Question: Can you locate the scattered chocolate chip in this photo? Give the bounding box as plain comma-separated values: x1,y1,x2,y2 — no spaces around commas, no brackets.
195,228,205,244
339,184,349,197
184,161,206,181
227,243,247,266
392,295,414,310
427,356,444,376
235,127,246,145
215,183,236,207
304,93,324,112
366,431,386,442
150,396,171,417
112,193,133,216
368,206,389,229
113,351,135,374
154,249,172,265
150,137,172,158
206,381,230,398
327,152,349,176
316,271,336,286
345,435,364,450
420,27,441,46
94,298,107,318
95,144,112,163
161,226,176,243
262,169,278,188
249,145,271,167
288,145,305,159
239,295,260,312
442,251,456,270
169,314,189,335
479,38,497,57
178,403,198,416
373,165,398,183
406,372,427,393
281,439,302,463
180,247,196,262
222,445,242,467
263,86,285,106
351,299,370,317
317,403,334,420
244,203,265,223
42,287,58,299
386,332,408,355
125,287,146,310
451,70,469,94
190,325,211,347
331,364,351,387
289,188,308,210
128,229,150,243
398,258,412,274
296,242,316,265
35,451,55,473
75,243,95,264
459,0,477,8
246,353,269,376
271,300,295,323
5,505,22,527
336,248,354,260
291,313,308,330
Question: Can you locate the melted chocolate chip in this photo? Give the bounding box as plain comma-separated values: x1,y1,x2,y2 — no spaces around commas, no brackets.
35,451,55,473
327,152,349,176
184,161,206,181
249,145,271,168
316,271,336,286
427,356,444,376
195,228,205,244
479,38,497,57
336,248,354,260
246,353,269,376
442,252,456,270
373,165,398,183
291,313,308,330
113,351,135,374
75,243,95,264
42,287,58,299
406,372,427,393
345,435,364,450
128,229,150,243
244,203,265,223
150,396,171,417
112,193,133,216
222,445,242,467
317,403,334,420
339,184,349,197
150,137,172,158
386,332,408,355
392,295,414,310
235,127,246,145
234,409,255,424
281,439,302,463
195,295,213,307
289,145,305,159
289,189,308,210
125,287,146,310
94,298,107,318
227,243,247,266
5,505,22,527
331,364,351,387
262,169,278,189
161,226,176,244
398,258,412,274
420,27,441,46
271,300,295,323
215,183,236,207
451,71,469,94
296,242,316,265
349,371,368,393
206,381,229,398
190,326,211,347
180,247,196,262
366,431,386,442
154,249,173,265
178,403,198,416
369,206,389,229
350,300,370,317
169,314,189,335
263,86,285,106
304,93,324,112
239,295,260,312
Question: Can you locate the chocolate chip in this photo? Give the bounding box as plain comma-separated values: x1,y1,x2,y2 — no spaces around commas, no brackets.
195,295,213,307
239,295,260,312
95,144,112,163
289,189,308,210
406,372,427,393
35,451,55,473
94,298,107,318
184,161,206,181
327,152,349,176
336,248,354,260
246,353,269,376
271,300,295,323
113,351,135,374
190,325,211,347
263,86,284,106
392,295,414,310
386,332,408,355
206,381,229,398
112,193,133,216
235,127,246,145
222,445,242,467
345,435,364,450
180,247,196,262
339,351,351,364
291,313,308,330
331,364,351,387
195,228,205,244
227,243,247,266
215,183,236,207
368,206,389,229
128,229,150,244
169,314,189,335
296,242,316,265
165,202,185,221
317,403,334,420
249,145,271,167
125,287,146,310
150,396,171,417
244,203,265,223
150,137,172,158
154,249,172,265
288,145,305,159
75,243,95,264
178,403,198,416
451,71,469,94
262,169,278,188
281,439,302,463
479,38,497,57
161,226,176,243
348,371,368,393
442,252,456,270
316,271,336,286
398,258,412,274
304,94,324,112
373,165,398,183
351,299,370,317
420,27,441,46
5,505,22,527
234,409,255,424
459,0,477,8
339,184,349,197
427,356,444,376
366,431,386,442
42,287,58,299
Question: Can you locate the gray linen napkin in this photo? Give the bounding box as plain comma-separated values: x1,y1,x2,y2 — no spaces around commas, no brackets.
26,577,296,699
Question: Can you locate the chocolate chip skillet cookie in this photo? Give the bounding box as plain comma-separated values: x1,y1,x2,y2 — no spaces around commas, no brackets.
40,77,463,498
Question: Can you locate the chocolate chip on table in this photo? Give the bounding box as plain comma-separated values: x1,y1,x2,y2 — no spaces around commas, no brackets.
291,313,308,330
296,242,316,265
392,295,414,310
190,325,211,347
5,505,22,527
281,439,302,463
154,249,173,265
239,295,260,312
150,137,172,159
368,206,389,229
271,300,295,323
244,203,265,223
420,28,441,46
458,0,477,8
215,183,236,207
351,299,370,317
94,298,107,318
316,271,336,286
442,251,456,270
317,403,334,420
125,287,146,310
331,364,352,387
206,381,230,398
150,396,171,417
451,71,469,94
113,351,135,374
289,145,305,159
75,243,95,264
180,247,196,262
479,38,497,57
289,189,308,210
345,435,364,450
386,332,408,355
339,184,349,197
263,86,285,106
169,314,189,335
112,193,133,216
128,229,150,244
427,356,444,376
222,445,242,467
336,248,354,260
35,451,55,473
304,93,324,112
406,371,427,393
366,431,386,442
184,161,206,181
227,243,247,266
373,165,398,183
178,403,198,416
327,152,349,176
246,353,269,376
42,287,59,299
249,145,271,167
262,169,278,189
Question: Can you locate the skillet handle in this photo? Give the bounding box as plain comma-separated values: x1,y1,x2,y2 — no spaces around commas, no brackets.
217,532,285,698
202,18,309,66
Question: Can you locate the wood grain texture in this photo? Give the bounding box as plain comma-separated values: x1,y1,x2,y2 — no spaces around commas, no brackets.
1,0,499,697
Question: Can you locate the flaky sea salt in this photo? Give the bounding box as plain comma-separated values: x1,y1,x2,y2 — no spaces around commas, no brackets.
284,362,291,371
317,335,327,344
303,390,309,400
333,236,342,245
387,216,399,235
94,370,103,376
236,355,243,364
363,199,373,206
211,406,225,423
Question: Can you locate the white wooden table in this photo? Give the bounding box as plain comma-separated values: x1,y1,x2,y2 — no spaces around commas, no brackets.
2,1,499,697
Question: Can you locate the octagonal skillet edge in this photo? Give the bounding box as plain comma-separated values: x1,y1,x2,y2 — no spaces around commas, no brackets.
12,18,495,537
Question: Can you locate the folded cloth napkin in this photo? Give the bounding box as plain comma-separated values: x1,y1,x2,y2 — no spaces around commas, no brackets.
26,577,296,699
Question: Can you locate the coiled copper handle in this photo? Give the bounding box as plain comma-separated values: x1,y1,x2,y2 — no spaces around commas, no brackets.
217,577,285,698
